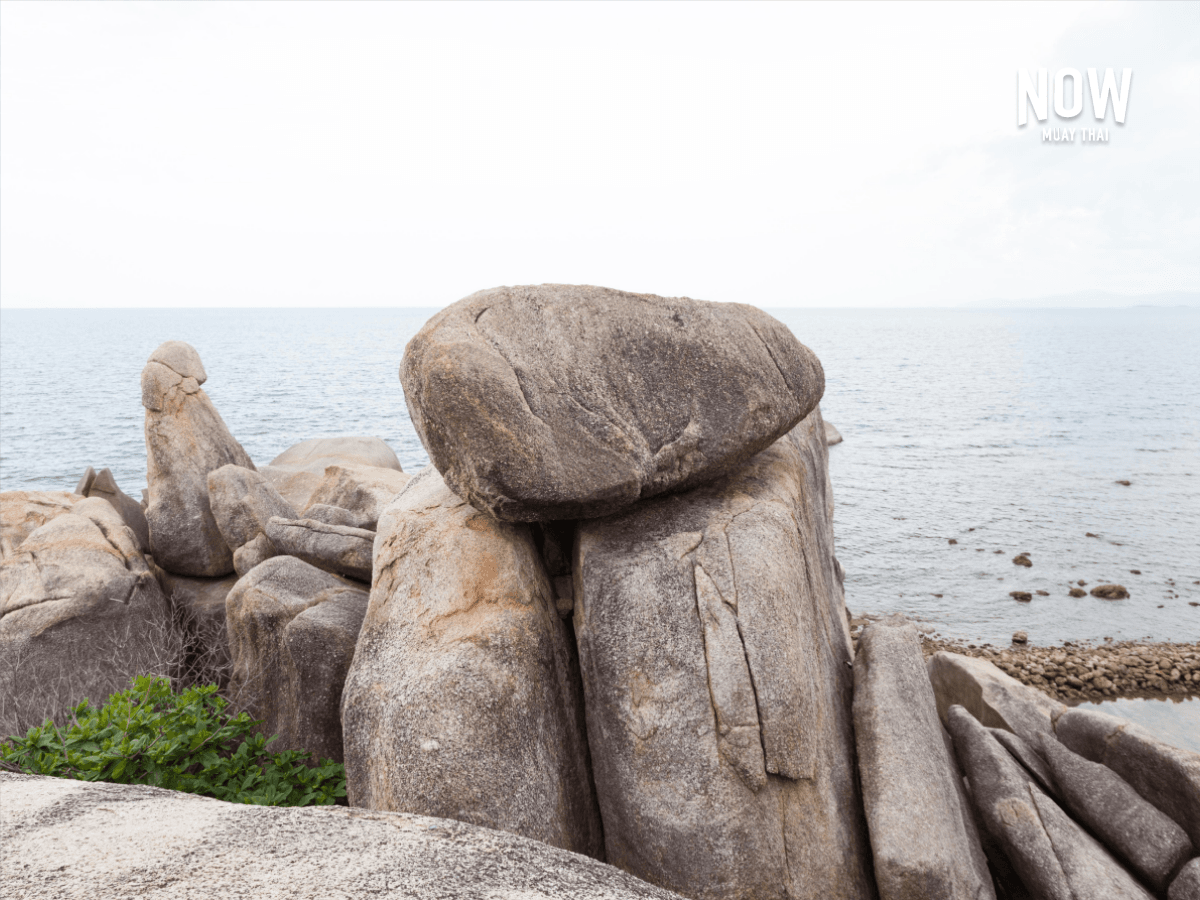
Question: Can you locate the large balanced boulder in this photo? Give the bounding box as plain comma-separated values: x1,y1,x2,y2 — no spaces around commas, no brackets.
1056,706,1200,849
206,465,298,576
142,341,255,576
0,773,683,900
75,467,150,553
260,436,403,511
572,411,873,899
947,706,1153,900
0,490,81,560
400,284,825,522
853,617,994,900
341,466,603,859
302,463,411,530
0,498,179,736
226,556,369,763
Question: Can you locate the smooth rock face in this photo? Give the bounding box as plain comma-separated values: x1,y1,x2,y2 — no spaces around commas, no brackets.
853,617,995,900
264,517,375,583
0,490,81,560
226,556,368,763
1056,707,1200,848
303,464,411,530
142,341,256,576
76,467,151,553
401,284,825,522
1033,731,1193,892
0,499,179,736
341,466,603,859
1170,859,1200,900
0,774,682,900
260,436,402,511
927,651,1067,744
154,567,238,690
206,465,298,576
947,706,1153,900
573,412,873,899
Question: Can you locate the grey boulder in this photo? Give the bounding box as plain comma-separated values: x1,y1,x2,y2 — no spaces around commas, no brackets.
0,498,179,736
989,727,1056,796
226,556,368,763
142,341,255,576
1170,859,1200,900
0,773,682,900
1034,730,1192,892
1056,706,1200,849
947,705,1153,900
75,467,150,552
0,490,81,560
341,466,602,859
260,436,402,511
573,411,873,899
303,463,411,530
400,284,825,522
264,516,374,583
928,651,1067,744
206,465,298,576
853,616,995,900
824,420,844,445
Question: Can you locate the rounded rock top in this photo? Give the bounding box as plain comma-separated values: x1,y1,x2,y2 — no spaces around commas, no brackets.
400,284,826,522
148,341,207,383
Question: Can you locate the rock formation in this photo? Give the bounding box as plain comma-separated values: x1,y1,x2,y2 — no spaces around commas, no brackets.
0,490,81,560
226,556,369,763
853,617,994,900
260,436,403,511
572,410,874,899
927,651,1066,743
341,466,603,859
142,341,255,576
75,467,150,552
400,284,825,522
303,463,411,530
206,465,297,576
264,516,375,583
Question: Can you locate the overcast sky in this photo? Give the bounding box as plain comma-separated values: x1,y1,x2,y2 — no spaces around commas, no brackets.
1,1,1197,309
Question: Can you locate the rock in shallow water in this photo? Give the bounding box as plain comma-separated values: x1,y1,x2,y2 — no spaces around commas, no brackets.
572,411,873,899
142,341,255,576
400,284,825,522
340,466,603,859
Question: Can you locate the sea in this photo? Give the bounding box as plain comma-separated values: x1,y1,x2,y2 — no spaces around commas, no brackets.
2,306,1198,648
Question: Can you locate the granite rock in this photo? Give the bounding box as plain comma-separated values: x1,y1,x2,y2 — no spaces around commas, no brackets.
0,490,81,560
1169,859,1200,900
206,464,297,576
76,467,150,553
264,516,375,583
927,651,1067,744
260,436,402,511
303,464,411,530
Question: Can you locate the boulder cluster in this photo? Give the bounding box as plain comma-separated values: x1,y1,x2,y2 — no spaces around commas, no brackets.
2,284,1198,900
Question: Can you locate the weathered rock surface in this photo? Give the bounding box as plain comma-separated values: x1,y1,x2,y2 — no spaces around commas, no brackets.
0,490,81,560
400,284,825,522
302,503,372,529
264,516,375,583
207,465,297,576
142,341,255,576
1170,859,1200,900
947,705,1154,900
226,556,368,763
260,436,402,511
76,467,150,552
303,463,411,530
1056,706,1200,848
824,420,844,445
0,498,179,735
0,773,682,900
1033,730,1193,892
853,616,995,900
927,651,1067,743
573,411,873,899
989,727,1055,796
154,567,238,689
341,466,602,859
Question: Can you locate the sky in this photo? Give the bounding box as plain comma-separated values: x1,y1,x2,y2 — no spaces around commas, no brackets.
1,1,1197,309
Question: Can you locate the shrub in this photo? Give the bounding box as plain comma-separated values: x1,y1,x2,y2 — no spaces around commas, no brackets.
0,675,346,807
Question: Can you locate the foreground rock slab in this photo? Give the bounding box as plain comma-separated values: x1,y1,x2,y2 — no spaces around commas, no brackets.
1056,706,1200,849
853,617,994,900
260,436,403,511
227,556,369,763
341,466,603,858
574,412,873,899
927,651,1067,743
947,705,1153,900
142,341,256,576
401,284,825,521
0,774,681,900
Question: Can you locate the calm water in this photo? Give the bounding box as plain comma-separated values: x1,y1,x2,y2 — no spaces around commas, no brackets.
2,307,1197,647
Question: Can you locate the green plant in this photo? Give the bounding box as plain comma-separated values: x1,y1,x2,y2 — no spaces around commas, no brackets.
0,675,346,807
